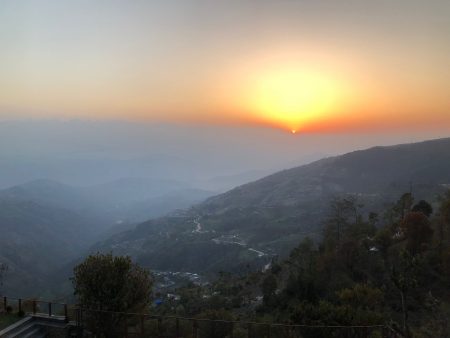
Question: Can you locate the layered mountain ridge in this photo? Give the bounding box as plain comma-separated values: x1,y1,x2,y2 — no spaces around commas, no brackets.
96,137,450,276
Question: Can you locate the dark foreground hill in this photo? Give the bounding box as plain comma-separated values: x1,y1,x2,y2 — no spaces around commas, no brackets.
96,137,450,276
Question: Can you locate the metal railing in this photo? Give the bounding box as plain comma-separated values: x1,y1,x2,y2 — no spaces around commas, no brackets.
1,296,72,323
75,307,402,338
1,296,403,337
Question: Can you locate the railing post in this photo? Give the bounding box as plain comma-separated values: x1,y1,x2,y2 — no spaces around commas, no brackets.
76,308,81,327
176,318,180,337
33,300,37,315
140,315,145,335
48,302,52,317
3,296,6,311
211,320,216,337
229,322,234,338
124,315,128,338
18,299,22,313
289,326,295,338
247,323,252,338
158,317,162,335
192,319,198,338
64,304,68,323
267,324,271,338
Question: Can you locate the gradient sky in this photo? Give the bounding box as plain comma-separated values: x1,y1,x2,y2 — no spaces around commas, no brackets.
1,0,449,133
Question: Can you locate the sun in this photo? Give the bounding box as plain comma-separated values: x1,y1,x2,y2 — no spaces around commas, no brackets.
247,66,339,132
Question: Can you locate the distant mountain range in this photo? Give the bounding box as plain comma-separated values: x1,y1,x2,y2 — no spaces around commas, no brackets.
2,137,450,297
0,120,331,190
96,137,450,277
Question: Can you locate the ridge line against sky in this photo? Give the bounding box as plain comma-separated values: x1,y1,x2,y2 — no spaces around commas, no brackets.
0,0,449,133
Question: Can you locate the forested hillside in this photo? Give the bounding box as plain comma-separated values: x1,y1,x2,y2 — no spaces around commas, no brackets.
97,138,450,275
0,198,99,296
153,192,450,337
0,179,213,296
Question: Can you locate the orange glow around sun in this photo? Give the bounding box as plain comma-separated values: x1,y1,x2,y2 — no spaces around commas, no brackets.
244,66,342,133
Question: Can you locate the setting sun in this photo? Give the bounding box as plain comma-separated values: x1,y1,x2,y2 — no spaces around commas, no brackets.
246,67,340,132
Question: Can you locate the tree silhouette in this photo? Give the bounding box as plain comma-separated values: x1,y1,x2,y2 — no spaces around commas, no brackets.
72,253,153,338
401,212,433,254
412,200,433,217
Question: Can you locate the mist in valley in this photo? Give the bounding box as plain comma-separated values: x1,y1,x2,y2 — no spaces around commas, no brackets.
1,119,448,297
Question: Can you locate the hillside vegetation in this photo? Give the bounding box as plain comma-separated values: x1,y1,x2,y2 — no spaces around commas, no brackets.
97,138,450,275
153,192,450,337
0,178,213,296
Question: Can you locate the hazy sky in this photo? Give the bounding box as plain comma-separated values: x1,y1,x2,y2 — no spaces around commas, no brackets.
1,0,449,133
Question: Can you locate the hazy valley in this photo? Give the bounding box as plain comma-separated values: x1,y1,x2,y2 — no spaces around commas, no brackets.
96,137,450,277
3,135,449,299
1,123,450,337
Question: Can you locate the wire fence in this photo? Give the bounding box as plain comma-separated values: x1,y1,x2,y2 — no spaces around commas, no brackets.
1,296,402,337
76,307,402,338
